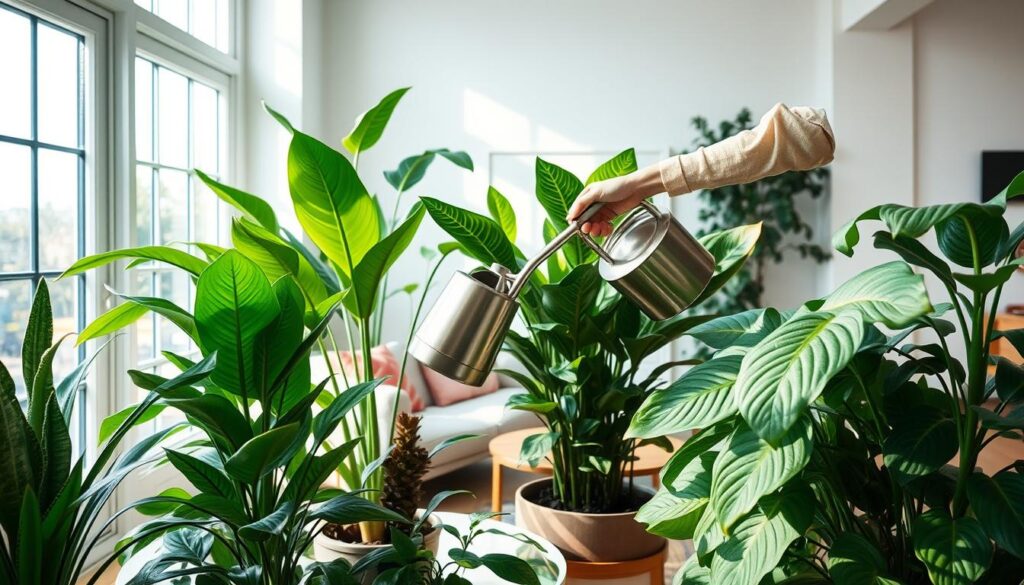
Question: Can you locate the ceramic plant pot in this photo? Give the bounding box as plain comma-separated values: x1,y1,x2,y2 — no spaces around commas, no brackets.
313,511,441,575
514,477,664,562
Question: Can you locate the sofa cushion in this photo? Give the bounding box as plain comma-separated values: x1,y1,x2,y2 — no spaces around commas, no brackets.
386,341,434,409
422,366,499,407
418,414,496,469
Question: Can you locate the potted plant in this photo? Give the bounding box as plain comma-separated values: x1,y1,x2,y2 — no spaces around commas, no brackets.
420,150,760,562
0,281,180,585
626,171,1024,583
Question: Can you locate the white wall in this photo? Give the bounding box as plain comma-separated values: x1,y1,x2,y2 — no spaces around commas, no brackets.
314,0,834,345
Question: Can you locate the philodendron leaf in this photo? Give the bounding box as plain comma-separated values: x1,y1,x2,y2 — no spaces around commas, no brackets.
709,418,812,532
420,196,519,269
628,355,741,439
819,261,932,328
519,432,559,468
586,148,638,185
912,509,992,585
486,186,517,242
882,406,958,486
967,471,1024,559
342,87,410,156
636,452,713,539
709,484,813,585
829,532,890,585
733,311,864,443
691,223,762,306
288,129,380,276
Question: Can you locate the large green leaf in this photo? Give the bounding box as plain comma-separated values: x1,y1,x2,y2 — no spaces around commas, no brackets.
819,261,932,328
22,281,52,403
628,356,741,438
61,246,207,278
0,367,38,535
224,423,302,484
231,218,328,305
873,231,956,290
84,292,198,347
674,557,712,585
239,501,294,541
343,205,425,318
691,223,762,306
17,488,42,585
38,395,71,508
686,309,783,350
420,196,518,269
935,212,1007,268
194,251,279,397
196,169,279,233
733,311,864,443
828,532,891,585
659,421,734,491
165,394,253,452
636,452,714,539
478,553,541,585
882,406,958,486
912,510,991,585
535,157,587,264
834,202,1003,258
967,472,1024,560
77,302,149,345
586,148,638,185
384,148,473,192
342,87,410,156
709,485,813,585
288,130,380,276
487,186,517,242
540,264,601,333
310,493,407,524
165,449,234,499
709,418,812,532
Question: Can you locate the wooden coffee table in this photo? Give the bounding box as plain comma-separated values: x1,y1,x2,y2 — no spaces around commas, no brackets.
488,427,683,512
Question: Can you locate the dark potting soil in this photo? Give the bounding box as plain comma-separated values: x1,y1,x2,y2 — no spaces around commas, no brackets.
320,521,435,546
529,485,651,514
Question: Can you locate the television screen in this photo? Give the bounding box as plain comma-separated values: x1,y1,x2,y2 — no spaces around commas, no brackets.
982,151,1024,202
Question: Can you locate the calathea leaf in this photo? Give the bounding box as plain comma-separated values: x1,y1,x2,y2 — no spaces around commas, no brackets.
733,311,864,443
535,157,588,264
967,471,1024,560
659,421,734,492
882,406,958,485
636,452,714,539
828,532,890,585
819,261,932,328
936,210,1007,268
342,87,410,156
673,557,711,585
912,509,991,585
628,355,741,439
709,418,812,532
686,308,782,350
420,196,518,270
691,223,762,307
586,148,638,185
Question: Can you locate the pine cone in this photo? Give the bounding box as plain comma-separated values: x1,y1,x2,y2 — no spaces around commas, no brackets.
381,412,430,536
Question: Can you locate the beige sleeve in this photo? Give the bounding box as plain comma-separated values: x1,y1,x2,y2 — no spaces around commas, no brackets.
659,103,835,196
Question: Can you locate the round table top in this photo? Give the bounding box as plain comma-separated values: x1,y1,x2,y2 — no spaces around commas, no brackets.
488,426,683,474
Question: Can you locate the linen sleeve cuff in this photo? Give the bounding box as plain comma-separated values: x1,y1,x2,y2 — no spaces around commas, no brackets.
659,155,692,196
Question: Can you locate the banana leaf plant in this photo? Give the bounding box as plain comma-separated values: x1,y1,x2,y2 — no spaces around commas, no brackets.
420,150,761,512
626,171,1024,584
69,250,406,585
64,87,473,544
0,280,189,585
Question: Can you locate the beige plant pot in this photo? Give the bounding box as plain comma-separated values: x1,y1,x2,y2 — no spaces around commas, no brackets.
514,477,664,562
313,511,441,574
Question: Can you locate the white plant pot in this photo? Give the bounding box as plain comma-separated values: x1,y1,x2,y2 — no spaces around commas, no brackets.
313,511,441,572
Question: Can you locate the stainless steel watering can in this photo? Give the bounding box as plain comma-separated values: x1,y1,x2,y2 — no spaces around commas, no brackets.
409,201,715,385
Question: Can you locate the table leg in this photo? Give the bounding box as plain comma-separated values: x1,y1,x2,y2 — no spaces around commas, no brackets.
651,471,660,489
491,460,503,513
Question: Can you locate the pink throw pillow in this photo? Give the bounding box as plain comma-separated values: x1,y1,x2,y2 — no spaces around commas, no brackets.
338,346,423,412
421,366,499,407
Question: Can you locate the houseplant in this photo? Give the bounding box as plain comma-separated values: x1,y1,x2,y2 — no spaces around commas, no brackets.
627,171,1024,584
420,150,761,561
70,250,406,585
680,108,829,315
0,280,185,585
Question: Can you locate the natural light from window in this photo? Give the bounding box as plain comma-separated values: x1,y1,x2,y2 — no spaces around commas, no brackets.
135,0,230,53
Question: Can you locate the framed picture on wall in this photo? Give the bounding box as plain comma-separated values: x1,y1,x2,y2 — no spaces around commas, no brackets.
982,151,1024,202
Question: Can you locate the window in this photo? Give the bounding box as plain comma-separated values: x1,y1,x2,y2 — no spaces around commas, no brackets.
0,3,87,408
135,0,231,53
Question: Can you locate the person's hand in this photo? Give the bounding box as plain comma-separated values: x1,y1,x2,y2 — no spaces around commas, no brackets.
566,170,656,237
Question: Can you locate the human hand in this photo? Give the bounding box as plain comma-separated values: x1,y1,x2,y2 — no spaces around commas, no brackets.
566,175,650,237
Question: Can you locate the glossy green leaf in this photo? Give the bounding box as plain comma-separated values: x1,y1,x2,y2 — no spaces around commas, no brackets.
224,423,302,484
912,509,991,585
17,488,42,585
535,157,587,263
953,262,1020,295
239,501,294,541
636,452,713,539
165,448,234,499
586,148,638,185
487,186,517,242
687,309,783,350
342,87,410,156
882,406,958,486
692,223,762,306
659,422,733,491
196,169,279,233
819,261,932,328
231,218,328,305
313,378,382,443
628,355,741,438
263,101,295,134
709,418,812,532
22,281,52,403
194,250,279,397
105,292,197,344
873,231,956,290
97,401,163,444
288,130,380,276
420,196,518,269
479,553,541,585
829,532,889,585
734,311,864,443
834,206,883,257
38,395,71,508
310,493,408,524
540,264,601,333
383,148,473,192
936,211,1007,268
520,432,559,468
674,557,711,585
77,302,149,345
166,394,253,452
967,472,1024,559
342,204,425,318
61,246,207,278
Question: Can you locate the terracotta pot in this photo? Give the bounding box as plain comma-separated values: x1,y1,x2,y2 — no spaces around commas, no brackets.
313,511,441,577
514,477,664,562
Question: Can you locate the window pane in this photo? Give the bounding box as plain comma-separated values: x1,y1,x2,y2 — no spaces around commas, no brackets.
192,82,218,173
0,279,32,402
216,0,229,52
156,270,190,355
48,277,79,381
37,24,81,148
157,67,188,168
158,169,188,244
135,59,154,162
38,149,80,271
0,143,32,272
0,7,31,139
192,175,220,244
154,0,187,30
136,165,154,247
190,0,217,50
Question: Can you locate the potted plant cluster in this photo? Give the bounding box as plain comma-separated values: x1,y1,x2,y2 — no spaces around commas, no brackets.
419,150,761,562
627,171,1024,584
40,88,546,585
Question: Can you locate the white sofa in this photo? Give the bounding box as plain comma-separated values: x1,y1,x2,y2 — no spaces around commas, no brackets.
311,341,537,479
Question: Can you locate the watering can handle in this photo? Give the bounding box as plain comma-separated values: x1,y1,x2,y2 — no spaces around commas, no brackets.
576,200,661,262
